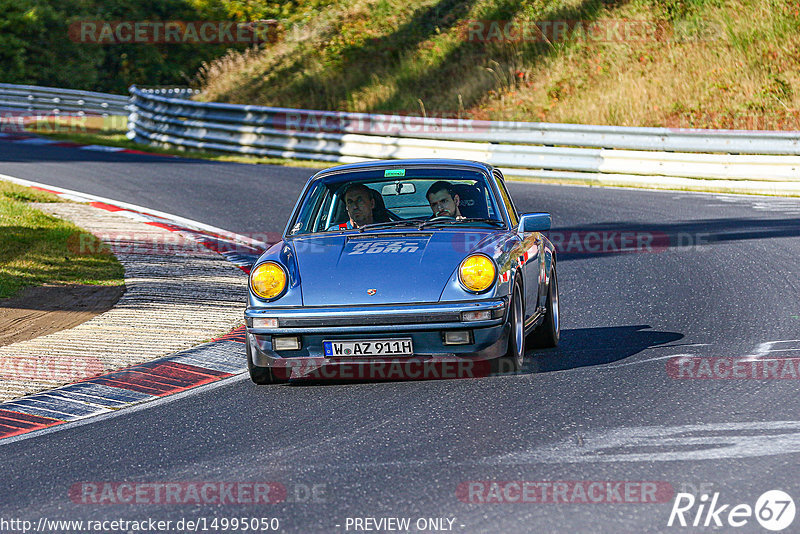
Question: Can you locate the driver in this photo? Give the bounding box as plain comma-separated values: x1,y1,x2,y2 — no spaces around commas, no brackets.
426,181,462,218
339,183,375,229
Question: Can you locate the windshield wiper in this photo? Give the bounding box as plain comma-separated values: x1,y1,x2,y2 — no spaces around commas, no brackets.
357,220,424,233
419,217,506,229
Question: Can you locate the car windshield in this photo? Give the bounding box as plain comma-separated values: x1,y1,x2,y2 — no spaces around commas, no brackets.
287,167,504,236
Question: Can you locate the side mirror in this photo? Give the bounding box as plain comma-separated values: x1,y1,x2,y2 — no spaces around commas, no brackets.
519,212,551,232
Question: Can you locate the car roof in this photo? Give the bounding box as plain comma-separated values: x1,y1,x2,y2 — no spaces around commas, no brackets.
309,159,497,181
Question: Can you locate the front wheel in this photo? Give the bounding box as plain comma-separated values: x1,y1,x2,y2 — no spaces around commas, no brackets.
492,281,525,374
528,267,560,349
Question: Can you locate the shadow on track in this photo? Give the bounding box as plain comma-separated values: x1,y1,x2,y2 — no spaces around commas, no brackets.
261,325,684,387
548,217,800,261
528,324,684,373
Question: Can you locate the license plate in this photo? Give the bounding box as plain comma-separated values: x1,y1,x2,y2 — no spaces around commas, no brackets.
323,338,413,357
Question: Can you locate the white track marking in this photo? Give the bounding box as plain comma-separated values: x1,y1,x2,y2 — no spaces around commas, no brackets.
741,340,800,362
482,421,800,464
13,138,58,145
0,172,267,247
602,353,694,369
77,145,125,152
712,194,800,215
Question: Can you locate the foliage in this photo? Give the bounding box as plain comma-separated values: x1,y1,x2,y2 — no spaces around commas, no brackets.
0,0,276,93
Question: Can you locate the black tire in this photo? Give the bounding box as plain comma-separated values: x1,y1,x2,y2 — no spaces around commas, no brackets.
528,267,560,349
492,281,525,374
247,337,285,385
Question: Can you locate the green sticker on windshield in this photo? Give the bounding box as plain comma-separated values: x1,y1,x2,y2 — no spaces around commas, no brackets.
384,169,406,177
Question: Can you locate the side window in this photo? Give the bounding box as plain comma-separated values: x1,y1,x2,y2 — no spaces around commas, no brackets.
289,183,327,235
484,187,496,218
493,171,518,227
311,192,333,232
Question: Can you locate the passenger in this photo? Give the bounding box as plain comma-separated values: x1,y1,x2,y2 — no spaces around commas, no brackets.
426,181,462,218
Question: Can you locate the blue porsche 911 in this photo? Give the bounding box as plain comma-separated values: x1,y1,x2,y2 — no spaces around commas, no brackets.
244,159,559,383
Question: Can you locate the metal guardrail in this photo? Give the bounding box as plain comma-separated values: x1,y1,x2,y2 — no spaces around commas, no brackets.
0,83,129,116
1,82,797,189
128,86,800,190
129,88,800,156
135,87,200,100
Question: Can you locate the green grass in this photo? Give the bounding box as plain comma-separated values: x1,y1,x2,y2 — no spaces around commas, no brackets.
0,181,124,299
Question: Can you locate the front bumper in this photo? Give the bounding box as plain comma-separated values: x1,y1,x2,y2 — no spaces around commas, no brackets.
245,299,509,367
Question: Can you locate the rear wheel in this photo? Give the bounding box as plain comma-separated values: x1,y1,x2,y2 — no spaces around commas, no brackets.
492,281,524,374
247,337,285,385
528,267,560,348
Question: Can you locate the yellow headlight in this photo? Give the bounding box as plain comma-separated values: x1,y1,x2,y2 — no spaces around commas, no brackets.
459,255,496,293
250,262,287,300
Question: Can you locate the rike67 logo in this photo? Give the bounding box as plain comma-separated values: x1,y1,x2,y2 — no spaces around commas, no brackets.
668,490,796,531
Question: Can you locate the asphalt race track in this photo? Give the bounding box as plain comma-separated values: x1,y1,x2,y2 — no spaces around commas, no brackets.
2,140,800,533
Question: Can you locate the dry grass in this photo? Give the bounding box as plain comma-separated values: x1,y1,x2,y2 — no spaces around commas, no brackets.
484,0,800,128
192,0,800,130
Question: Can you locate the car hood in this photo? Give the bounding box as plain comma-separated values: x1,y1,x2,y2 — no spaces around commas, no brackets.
292,231,492,305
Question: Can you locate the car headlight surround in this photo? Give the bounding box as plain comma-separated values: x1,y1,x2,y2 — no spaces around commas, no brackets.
250,261,288,300
458,254,497,293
